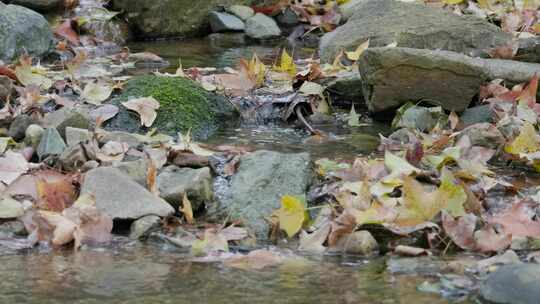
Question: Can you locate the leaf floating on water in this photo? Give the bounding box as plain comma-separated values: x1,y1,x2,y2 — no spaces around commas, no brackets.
223,250,284,270
274,195,307,238
122,97,160,127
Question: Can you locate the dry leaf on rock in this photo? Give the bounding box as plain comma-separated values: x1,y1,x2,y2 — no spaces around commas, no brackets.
82,81,113,105
122,97,160,127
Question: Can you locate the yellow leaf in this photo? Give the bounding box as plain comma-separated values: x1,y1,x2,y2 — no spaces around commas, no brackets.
273,49,297,78
442,0,465,4
249,53,266,87
505,122,540,155
274,195,306,238
181,193,194,225
395,176,450,227
345,39,370,61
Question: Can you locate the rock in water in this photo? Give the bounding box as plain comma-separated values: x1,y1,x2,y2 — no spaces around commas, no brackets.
157,166,213,210
9,0,64,12
481,264,540,304
319,0,510,63
110,0,254,39
245,13,282,40
105,75,238,139
226,5,254,21
215,151,312,239
129,215,161,240
209,12,245,33
81,167,174,219
359,47,540,113
0,3,54,62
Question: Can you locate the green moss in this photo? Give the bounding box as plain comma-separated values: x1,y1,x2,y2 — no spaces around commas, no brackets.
107,75,225,138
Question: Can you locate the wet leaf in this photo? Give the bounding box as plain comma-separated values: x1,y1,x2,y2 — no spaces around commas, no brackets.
122,97,160,127
223,250,283,270
274,195,307,238
55,19,80,45
191,229,229,256
474,225,512,253
440,168,467,217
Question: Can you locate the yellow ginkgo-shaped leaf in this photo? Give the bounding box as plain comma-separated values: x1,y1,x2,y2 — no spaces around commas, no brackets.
274,195,306,238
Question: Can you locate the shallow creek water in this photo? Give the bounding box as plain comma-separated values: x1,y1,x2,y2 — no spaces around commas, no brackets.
0,38,481,303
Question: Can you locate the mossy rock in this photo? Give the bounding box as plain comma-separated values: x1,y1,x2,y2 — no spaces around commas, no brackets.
105,75,238,139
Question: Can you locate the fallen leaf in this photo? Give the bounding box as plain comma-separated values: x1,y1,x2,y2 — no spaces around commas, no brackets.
345,39,370,61
122,97,160,127
15,56,52,90
82,81,113,105
0,151,29,185
442,211,477,250
274,195,307,238
181,193,194,225
394,245,432,256
474,225,512,253
223,249,283,270
298,222,331,253
55,19,80,46
348,104,360,127
489,201,540,238
273,49,297,78
191,229,229,256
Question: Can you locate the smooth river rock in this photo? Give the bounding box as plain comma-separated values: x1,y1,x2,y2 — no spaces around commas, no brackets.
480,263,540,304
245,13,281,40
157,166,213,210
319,0,511,63
359,47,540,113
81,167,174,220
0,3,55,62
214,150,313,239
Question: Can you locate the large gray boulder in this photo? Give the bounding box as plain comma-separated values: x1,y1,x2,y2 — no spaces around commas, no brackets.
480,264,540,304
319,0,511,63
110,0,254,39
81,167,174,220
0,3,55,62
214,151,313,239
359,47,540,113
7,0,64,12
245,13,281,40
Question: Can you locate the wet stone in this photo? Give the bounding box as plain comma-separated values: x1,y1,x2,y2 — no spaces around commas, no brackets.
209,11,245,33
157,166,213,210
37,128,67,159
65,127,91,146
129,215,161,240
8,114,36,141
245,13,281,40
481,263,540,304
226,5,254,21
24,124,44,149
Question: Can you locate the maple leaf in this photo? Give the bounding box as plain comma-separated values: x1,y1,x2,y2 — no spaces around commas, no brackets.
442,211,477,250
489,201,540,238
273,49,297,78
395,176,449,227
505,122,540,155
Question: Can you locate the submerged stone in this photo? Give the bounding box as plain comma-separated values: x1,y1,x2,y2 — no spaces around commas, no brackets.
213,150,313,239
105,75,238,139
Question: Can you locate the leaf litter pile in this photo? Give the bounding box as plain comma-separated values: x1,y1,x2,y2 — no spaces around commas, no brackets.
0,0,540,279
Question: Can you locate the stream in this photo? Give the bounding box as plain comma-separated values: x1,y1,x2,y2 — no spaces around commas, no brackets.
1,23,478,304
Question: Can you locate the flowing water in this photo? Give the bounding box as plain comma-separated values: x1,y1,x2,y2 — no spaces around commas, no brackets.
0,13,476,303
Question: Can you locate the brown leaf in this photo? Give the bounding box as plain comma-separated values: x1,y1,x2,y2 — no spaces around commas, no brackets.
328,210,356,247
442,211,477,250
181,193,194,225
146,158,158,195
223,250,283,270
474,225,512,253
0,151,29,185
55,19,80,46
36,177,77,212
489,201,540,238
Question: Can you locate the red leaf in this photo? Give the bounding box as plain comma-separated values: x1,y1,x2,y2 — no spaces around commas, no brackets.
442,211,477,250
489,201,540,238
517,75,538,109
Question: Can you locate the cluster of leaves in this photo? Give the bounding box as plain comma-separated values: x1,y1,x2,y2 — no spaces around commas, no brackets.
271,75,540,255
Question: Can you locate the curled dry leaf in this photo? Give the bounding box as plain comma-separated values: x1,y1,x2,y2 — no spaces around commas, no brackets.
122,97,160,127
180,193,194,225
